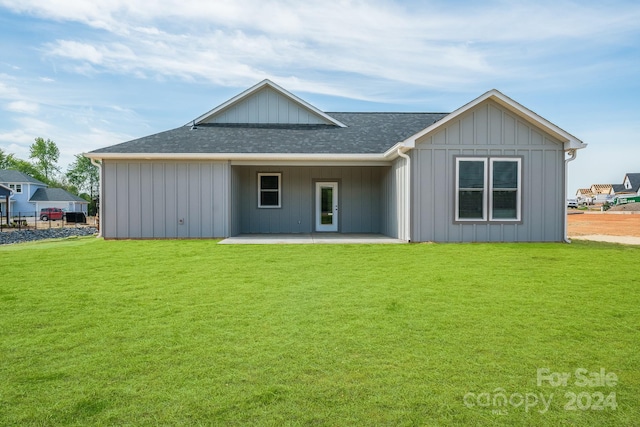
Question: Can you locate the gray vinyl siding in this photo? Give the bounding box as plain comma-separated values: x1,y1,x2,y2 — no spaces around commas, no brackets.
412,100,565,242
380,157,407,239
202,86,331,125
102,160,230,239
232,165,387,234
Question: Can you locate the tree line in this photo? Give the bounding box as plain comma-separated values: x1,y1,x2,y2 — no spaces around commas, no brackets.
1,137,99,214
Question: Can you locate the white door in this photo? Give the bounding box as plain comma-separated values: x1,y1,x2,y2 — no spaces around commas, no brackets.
315,182,338,232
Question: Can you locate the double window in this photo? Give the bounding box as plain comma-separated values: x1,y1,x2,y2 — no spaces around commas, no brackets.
258,173,281,208
455,157,521,222
9,184,22,194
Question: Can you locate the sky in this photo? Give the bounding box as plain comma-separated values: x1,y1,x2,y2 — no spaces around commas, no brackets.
0,0,638,194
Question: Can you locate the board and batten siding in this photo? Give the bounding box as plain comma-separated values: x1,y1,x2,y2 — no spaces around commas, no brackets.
412,100,565,242
102,161,230,239
201,86,330,125
232,165,386,234
380,157,407,240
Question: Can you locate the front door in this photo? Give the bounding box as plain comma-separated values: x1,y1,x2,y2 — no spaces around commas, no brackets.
315,182,338,232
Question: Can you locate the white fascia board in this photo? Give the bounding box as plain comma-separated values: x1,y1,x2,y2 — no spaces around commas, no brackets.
401,89,587,152
189,79,347,128
83,152,388,164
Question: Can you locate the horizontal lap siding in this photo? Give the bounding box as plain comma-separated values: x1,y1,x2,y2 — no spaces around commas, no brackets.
413,101,565,242
234,166,386,234
102,161,230,239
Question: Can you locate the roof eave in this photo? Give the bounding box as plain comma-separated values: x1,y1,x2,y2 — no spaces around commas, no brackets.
84,152,389,163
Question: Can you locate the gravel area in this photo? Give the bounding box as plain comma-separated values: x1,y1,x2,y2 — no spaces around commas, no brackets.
0,227,98,245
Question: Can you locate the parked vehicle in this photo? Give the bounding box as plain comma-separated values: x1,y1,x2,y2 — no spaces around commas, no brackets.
40,208,64,221
567,199,579,208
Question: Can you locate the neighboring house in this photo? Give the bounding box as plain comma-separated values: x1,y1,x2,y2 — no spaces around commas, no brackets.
86,80,587,242
30,188,88,214
590,184,614,203
575,188,594,204
621,173,640,196
611,184,627,195
0,169,88,216
0,184,11,222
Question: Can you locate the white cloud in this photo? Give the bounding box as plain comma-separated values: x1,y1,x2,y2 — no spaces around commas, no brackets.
5,100,40,114
13,0,633,101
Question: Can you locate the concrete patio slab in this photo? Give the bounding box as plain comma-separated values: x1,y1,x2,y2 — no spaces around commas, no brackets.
218,233,405,244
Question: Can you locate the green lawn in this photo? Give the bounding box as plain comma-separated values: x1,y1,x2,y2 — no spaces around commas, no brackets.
1,238,638,426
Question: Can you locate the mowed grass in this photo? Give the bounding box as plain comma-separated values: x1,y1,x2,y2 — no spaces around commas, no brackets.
0,238,638,426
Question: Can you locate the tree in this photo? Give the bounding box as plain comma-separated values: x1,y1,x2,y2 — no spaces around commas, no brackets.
0,148,15,169
66,154,99,198
29,137,60,181
67,154,100,214
9,158,46,182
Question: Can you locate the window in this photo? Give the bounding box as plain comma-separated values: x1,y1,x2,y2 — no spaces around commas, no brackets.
455,157,521,222
9,184,22,194
258,173,281,208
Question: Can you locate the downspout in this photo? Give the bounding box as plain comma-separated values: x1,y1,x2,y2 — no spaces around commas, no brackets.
397,147,411,242
564,149,577,243
90,158,103,238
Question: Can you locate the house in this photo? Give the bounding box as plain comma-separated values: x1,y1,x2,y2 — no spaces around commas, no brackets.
0,170,88,216
575,188,594,205
621,173,640,196
590,184,614,203
86,80,586,242
0,184,11,223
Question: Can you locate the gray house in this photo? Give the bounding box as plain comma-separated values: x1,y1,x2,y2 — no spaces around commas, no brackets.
86,80,586,242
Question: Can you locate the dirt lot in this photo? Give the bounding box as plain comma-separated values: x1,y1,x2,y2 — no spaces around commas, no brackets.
567,212,640,237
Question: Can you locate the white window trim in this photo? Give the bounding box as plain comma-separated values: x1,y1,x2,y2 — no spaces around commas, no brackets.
455,158,487,221
9,184,22,194
257,173,281,208
489,158,521,222
455,157,521,222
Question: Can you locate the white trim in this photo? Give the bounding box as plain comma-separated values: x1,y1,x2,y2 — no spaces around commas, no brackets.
455,157,522,222
84,152,387,163
455,158,488,221
315,182,338,232
257,172,281,208
489,158,522,222
401,89,587,152
190,79,347,128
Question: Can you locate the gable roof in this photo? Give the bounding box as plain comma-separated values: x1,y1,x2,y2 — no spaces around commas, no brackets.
191,79,347,128
612,184,627,193
88,112,448,158
87,83,585,162
0,169,46,186
394,89,586,153
0,184,11,197
623,173,640,192
30,188,87,203
590,184,613,194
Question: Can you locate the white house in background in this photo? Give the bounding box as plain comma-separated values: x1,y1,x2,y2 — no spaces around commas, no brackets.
0,169,88,216
590,184,614,203
621,173,640,196
86,79,587,242
575,188,594,204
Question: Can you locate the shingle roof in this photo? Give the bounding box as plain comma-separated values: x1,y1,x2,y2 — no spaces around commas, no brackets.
612,184,627,193
0,169,46,186
89,113,449,155
625,173,640,192
30,188,87,203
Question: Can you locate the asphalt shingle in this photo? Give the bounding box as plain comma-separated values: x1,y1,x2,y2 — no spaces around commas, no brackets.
89,112,449,155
